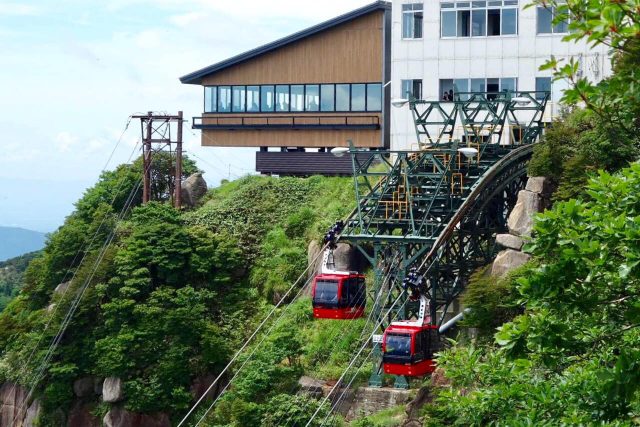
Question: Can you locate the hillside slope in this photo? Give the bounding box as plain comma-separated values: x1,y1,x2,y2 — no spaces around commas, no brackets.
0,227,46,262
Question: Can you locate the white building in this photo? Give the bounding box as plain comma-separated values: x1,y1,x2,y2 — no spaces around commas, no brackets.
390,0,612,150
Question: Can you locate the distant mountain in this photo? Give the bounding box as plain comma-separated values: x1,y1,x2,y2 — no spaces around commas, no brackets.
0,226,47,262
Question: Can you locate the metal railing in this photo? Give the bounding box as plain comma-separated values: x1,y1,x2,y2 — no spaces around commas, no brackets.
192,115,380,129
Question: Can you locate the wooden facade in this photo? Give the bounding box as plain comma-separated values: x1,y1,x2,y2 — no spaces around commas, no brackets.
181,1,391,174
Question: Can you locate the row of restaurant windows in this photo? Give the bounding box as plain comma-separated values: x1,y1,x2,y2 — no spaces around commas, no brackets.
402,1,568,39
403,77,550,101
204,83,383,113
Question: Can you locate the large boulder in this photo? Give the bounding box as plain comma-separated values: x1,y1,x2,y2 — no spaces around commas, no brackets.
525,176,554,196
54,281,70,296
491,249,531,277
495,233,524,251
73,377,95,398
180,172,208,208
298,376,325,398
507,190,542,237
190,375,219,401
103,407,171,427
103,377,124,403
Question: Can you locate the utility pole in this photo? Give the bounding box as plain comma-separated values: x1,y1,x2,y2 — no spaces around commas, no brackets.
133,111,185,209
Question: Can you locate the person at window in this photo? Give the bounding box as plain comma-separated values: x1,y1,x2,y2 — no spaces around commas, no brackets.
448,90,454,101
442,92,450,101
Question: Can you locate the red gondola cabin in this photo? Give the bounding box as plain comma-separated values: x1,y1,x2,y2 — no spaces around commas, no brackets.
311,273,366,319
382,323,439,376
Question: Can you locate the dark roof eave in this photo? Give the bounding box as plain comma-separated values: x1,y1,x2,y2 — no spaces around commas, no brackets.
179,1,391,85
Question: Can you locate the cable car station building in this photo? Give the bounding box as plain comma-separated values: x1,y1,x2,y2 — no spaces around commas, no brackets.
181,1,391,176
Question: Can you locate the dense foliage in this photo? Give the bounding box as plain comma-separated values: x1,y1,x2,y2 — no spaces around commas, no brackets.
0,252,39,312
424,163,640,425
528,0,640,199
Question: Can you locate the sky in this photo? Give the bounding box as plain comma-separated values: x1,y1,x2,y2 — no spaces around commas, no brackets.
0,0,372,232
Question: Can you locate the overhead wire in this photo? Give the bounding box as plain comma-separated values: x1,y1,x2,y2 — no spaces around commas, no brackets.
304,291,407,427
177,240,334,427
8,115,138,418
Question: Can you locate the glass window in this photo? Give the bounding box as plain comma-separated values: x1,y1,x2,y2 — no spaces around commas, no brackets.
204,86,217,113
454,79,469,100
218,86,231,112
442,11,457,37
314,280,339,305
351,84,366,111
366,83,382,111
320,84,335,112
261,86,274,112
471,78,485,93
486,78,499,99
487,9,500,35
385,333,412,357
305,84,320,112
502,8,517,34
537,6,552,34
336,84,350,111
402,3,423,39
246,86,259,112
290,85,304,112
535,77,551,100
402,79,422,100
553,13,569,33
472,9,486,36
457,10,470,37
440,79,454,101
275,85,289,112
232,86,246,112
500,77,517,93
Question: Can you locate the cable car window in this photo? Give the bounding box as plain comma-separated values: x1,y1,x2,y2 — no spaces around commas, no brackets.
385,333,412,358
314,280,339,305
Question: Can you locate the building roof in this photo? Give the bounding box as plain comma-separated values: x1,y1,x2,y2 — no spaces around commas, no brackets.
180,1,390,85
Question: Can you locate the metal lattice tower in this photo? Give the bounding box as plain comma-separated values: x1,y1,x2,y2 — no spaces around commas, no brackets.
339,91,549,388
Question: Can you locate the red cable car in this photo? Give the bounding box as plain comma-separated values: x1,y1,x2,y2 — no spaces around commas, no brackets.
311,273,366,319
382,322,439,376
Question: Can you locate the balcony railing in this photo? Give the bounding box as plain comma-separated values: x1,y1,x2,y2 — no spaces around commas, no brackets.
192,115,380,130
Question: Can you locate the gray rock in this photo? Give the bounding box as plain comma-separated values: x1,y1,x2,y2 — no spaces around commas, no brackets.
190,375,218,401
327,243,360,272
507,190,542,237
94,377,104,395
54,281,70,296
46,303,56,313
495,233,524,251
23,399,41,427
298,376,325,398
491,249,531,277
73,377,95,398
103,377,124,403
526,176,553,195
0,382,28,427
180,172,208,208
103,407,171,427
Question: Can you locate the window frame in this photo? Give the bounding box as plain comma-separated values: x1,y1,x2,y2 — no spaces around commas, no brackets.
202,83,384,114
536,5,569,35
440,0,518,39
402,3,424,40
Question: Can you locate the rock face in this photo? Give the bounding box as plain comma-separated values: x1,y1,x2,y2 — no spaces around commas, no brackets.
23,399,41,427
54,281,70,296
180,172,208,208
103,377,124,403
491,249,532,277
346,387,411,420
190,374,219,402
0,382,28,427
491,176,552,277
103,407,171,427
307,240,322,279
495,233,524,251
298,376,326,398
507,190,542,237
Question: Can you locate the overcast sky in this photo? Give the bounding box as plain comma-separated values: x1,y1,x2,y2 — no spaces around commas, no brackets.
0,0,371,232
